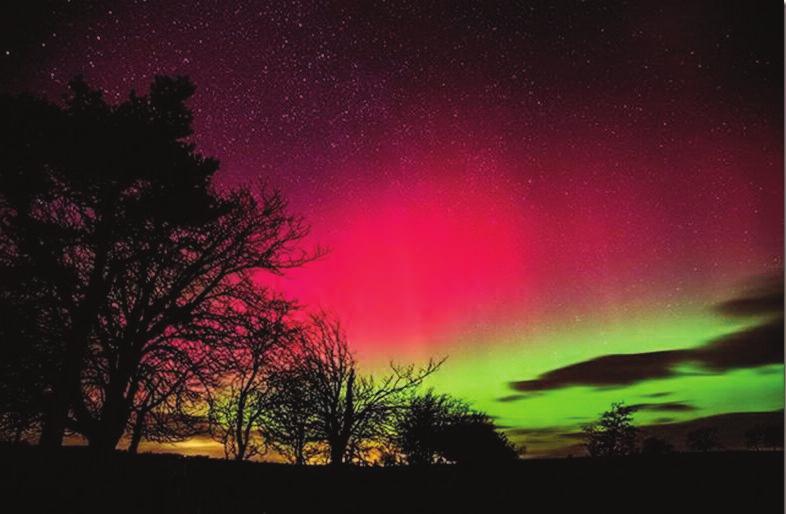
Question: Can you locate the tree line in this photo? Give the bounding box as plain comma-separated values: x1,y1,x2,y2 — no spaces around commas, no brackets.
582,402,783,456
0,76,518,466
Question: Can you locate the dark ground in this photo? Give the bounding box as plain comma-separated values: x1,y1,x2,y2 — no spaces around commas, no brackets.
0,445,782,514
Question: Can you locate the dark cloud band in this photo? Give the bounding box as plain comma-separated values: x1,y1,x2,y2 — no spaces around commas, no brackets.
508,275,784,394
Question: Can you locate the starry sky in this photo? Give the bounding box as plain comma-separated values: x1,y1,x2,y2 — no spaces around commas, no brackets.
2,0,783,457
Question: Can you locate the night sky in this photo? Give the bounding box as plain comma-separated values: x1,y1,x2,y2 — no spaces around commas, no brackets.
2,1,783,457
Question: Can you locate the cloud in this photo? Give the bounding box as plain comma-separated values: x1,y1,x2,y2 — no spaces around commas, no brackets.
510,350,689,391
496,392,544,402
507,426,565,437
688,317,783,372
714,271,784,318
630,401,697,412
640,391,673,398
509,274,783,393
497,394,524,402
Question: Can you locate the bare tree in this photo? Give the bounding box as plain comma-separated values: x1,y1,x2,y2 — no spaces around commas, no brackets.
207,297,294,461
282,314,443,466
260,355,321,465
125,359,205,454
68,183,313,453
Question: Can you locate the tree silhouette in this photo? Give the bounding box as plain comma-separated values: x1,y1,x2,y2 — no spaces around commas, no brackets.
259,354,321,465
392,390,471,465
0,77,224,447
76,188,310,452
126,393,202,455
0,77,313,450
207,297,294,461
435,411,519,464
686,427,721,452
279,314,442,465
392,391,519,465
0,328,46,443
582,402,638,457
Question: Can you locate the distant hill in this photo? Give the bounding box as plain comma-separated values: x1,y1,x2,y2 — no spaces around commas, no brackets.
641,409,784,450
514,409,784,457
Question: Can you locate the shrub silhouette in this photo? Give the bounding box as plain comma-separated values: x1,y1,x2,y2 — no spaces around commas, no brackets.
436,412,519,464
393,391,470,465
393,391,519,465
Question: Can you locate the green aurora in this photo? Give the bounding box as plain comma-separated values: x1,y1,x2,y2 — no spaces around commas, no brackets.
414,288,784,456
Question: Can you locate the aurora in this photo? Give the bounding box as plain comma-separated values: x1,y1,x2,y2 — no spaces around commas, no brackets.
1,0,782,459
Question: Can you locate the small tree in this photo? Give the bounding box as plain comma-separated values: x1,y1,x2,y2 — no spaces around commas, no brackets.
207,297,294,461
686,427,721,452
259,358,321,465
583,402,638,457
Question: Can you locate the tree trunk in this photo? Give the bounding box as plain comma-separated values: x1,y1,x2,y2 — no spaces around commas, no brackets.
39,335,85,448
329,369,355,466
13,420,25,444
39,215,113,449
329,441,345,466
128,410,146,454
234,390,248,460
86,387,131,453
295,428,305,465
86,420,125,454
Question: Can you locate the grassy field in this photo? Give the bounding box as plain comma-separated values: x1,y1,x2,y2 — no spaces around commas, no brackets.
1,445,782,513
